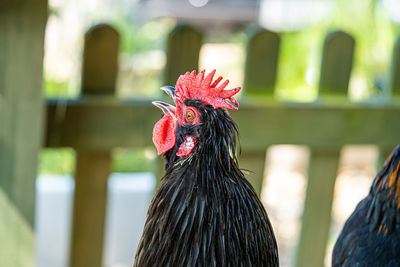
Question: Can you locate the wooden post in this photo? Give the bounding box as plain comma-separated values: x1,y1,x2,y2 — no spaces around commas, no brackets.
164,24,203,86
0,1,47,266
69,24,119,267
70,151,111,267
389,34,400,96
296,149,340,267
244,25,280,96
318,31,355,96
296,31,354,267
239,26,280,196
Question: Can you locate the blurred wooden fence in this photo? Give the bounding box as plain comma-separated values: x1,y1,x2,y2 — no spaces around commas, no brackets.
0,1,47,266
44,24,400,267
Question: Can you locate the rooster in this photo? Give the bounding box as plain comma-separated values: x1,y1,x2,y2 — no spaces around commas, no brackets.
134,70,278,266
332,145,400,266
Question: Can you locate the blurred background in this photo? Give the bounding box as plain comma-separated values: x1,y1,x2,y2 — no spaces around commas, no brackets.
2,0,400,266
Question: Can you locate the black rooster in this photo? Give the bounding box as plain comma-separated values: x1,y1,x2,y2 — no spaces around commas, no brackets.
332,145,400,266
134,70,278,266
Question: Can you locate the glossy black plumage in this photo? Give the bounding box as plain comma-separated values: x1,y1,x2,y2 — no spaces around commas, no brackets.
134,100,278,267
332,145,400,267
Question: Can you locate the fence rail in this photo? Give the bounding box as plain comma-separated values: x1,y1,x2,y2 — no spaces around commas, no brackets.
45,23,400,267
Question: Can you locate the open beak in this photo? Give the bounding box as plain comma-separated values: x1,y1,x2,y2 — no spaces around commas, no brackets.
152,101,176,117
152,86,177,116
160,86,176,104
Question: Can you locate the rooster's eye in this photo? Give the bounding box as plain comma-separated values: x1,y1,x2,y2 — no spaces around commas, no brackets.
186,110,195,121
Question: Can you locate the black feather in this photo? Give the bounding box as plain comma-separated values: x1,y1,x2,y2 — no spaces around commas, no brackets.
332,145,400,267
134,100,279,267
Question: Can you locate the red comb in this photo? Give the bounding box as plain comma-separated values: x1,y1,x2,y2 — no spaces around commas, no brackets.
175,70,241,110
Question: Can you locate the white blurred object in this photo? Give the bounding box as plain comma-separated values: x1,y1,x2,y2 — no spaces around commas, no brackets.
382,0,400,24
261,145,309,267
259,0,333,31
138,0,259,26
35,175,74,267
35,173,155,267
188,0,209,8
103,173,155,266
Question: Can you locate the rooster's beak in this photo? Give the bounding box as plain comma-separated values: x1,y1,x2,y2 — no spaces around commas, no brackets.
152,101,176,118
153,86,177,117
160,86,176,104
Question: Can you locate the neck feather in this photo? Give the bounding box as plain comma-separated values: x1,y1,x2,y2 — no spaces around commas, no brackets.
367,145,400,233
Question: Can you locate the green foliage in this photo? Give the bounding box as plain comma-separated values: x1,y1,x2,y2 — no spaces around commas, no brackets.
112,148,156,173
276,27,324,101
39,149,76,175
39,148,156,175
111,10,175,54
45,80,72,98
330,0,396,97
275,0,398,101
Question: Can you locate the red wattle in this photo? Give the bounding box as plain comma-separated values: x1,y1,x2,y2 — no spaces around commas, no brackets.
176,135,197,158
152,113,176,155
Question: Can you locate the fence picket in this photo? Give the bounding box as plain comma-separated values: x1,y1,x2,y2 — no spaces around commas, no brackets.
296,149,340,267
240,26,279,196
244,26,280,96
69,24,119,267
70,151,111,267
296,31,354,267
389,35,400,96
81,24,119,94
164,24,203,86
319,31,355,96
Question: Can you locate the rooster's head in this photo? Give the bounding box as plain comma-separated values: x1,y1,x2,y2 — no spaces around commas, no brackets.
152,69,241,159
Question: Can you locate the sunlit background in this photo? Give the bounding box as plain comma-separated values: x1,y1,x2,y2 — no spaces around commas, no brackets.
36,0,400,266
